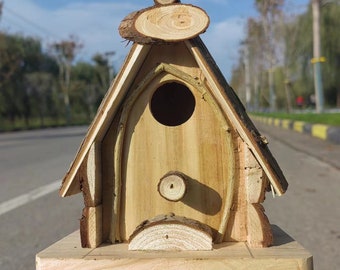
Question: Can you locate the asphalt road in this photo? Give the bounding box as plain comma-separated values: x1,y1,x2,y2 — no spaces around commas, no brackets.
0,124,339,270
0,126,86,270
258,121,340,270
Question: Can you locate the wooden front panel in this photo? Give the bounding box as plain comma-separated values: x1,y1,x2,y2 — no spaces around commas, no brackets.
120,74,234,240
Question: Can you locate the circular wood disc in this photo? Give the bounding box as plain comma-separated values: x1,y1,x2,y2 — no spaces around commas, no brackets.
134,4,210,41
158,173,186,201
129,214,212,251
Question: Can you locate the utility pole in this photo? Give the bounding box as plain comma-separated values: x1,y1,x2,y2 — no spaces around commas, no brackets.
311,0,325,113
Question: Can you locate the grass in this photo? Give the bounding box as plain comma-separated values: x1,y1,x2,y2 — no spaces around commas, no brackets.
251,112,340,127
0,115,91,132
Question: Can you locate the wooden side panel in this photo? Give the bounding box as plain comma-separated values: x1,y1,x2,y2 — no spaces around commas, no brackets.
80,142,102,207
80,205,103,248
247,204,273,248
75,142,103,247
224,137,247,242
120,70,234,241
101,111,122,242
245,147,273,247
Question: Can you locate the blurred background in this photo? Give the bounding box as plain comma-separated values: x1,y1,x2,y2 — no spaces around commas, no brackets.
1,0,339,130
0,0,339,269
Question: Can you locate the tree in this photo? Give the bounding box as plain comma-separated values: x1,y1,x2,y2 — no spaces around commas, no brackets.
231,0,340,111
243,18,267,110
25,72,57,127
0,29,118,130
0,33,60,127
50,35,83,124
92,53,111,91
321,3,340,107
286,3,340,108
254,0,285,111
0,34,40,125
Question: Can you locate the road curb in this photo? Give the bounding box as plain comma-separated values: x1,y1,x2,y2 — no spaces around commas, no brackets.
251,115,340,145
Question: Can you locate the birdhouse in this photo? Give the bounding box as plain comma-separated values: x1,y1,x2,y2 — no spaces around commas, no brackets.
59,0,288,251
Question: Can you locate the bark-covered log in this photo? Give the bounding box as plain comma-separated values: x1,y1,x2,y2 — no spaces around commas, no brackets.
119,4,209,44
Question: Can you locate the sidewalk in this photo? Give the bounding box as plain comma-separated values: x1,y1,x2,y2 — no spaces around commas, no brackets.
252,119,340,170
251,115,340,145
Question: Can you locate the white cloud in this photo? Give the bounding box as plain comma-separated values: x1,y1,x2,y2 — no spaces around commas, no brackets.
202,17,245,79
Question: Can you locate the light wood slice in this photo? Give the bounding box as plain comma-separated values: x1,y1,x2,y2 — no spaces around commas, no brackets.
158,172,187,201
134,4,209,42
129,214,212,251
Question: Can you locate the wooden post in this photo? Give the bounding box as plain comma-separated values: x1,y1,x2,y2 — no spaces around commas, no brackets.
36,226,313,270
78,142,103,248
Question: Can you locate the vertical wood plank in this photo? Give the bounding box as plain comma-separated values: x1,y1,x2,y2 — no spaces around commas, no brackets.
102,111,122,243
224,137,247,242
245,147,272,247
80,205,103,248
247,204,273,248
80,142,102,207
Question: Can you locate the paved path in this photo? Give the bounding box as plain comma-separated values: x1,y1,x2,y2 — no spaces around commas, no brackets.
0,127,86,270
257,121,340,270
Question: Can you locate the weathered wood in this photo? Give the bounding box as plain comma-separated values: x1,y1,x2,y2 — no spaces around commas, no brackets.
116,57,235,242
224,138,248,243
57,1,290,251
119,4,209,44
129,214,212,250
101,110,122,243
80,205,103,248
244,146,272,247
135,5,209,42
119,11,160,44
80,142,102,207
247,204,273,248
158,172,187,202
245,147,267,204
36,226,313,270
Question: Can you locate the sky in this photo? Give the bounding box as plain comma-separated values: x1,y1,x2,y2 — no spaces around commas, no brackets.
0,0,310,80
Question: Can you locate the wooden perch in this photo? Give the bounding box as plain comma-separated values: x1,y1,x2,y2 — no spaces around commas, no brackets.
129,214,212,251
119,4,209,44
158,171,187,201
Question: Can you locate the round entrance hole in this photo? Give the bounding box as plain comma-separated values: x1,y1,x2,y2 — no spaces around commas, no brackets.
150,82,195,126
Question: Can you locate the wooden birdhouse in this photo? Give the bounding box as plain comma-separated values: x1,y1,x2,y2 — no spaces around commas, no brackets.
59,0,288,251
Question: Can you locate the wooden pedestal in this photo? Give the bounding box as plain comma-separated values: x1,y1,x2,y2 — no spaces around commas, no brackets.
36,225,313,270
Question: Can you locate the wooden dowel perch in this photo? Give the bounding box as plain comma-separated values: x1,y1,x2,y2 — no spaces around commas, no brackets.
158,172,187,201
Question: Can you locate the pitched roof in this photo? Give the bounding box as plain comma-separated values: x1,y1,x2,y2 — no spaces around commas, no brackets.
59,38,288,198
